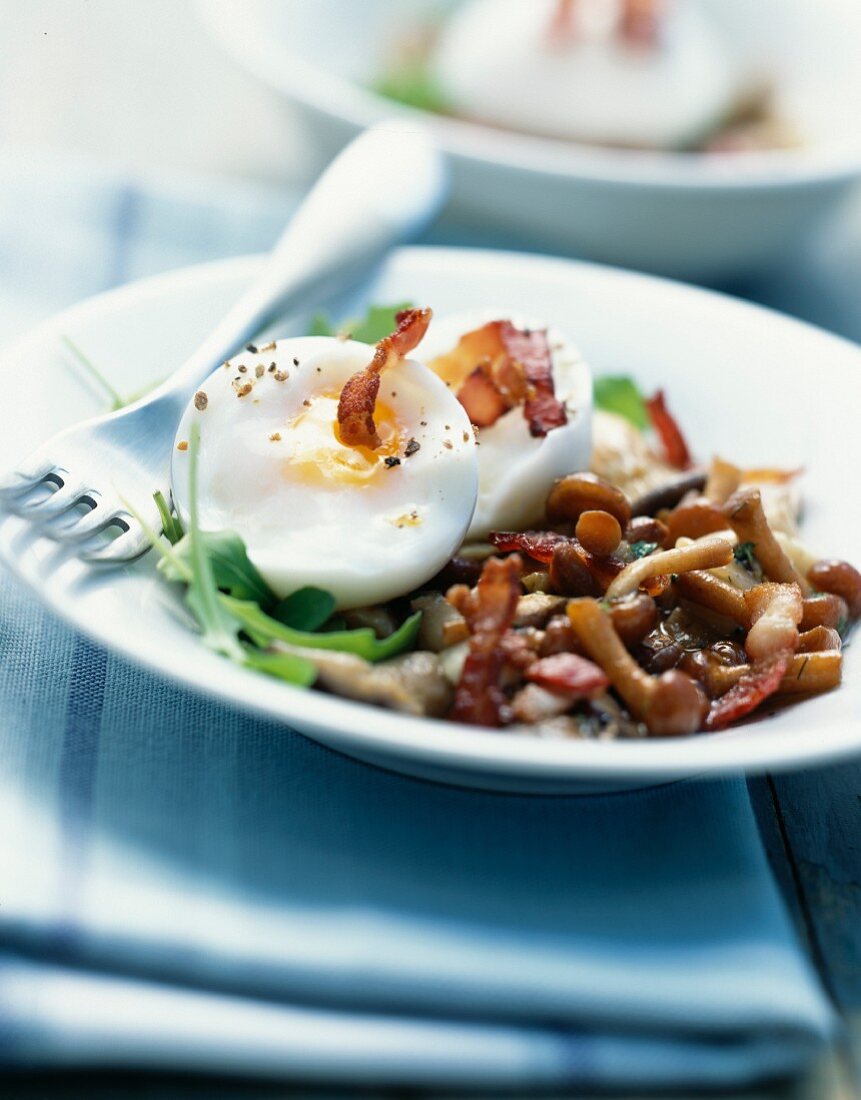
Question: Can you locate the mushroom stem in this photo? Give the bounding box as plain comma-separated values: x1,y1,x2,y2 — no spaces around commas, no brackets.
704,456,742,504
797,626,842,654
723,488,811,593
605,535,733,600
673,570,750,627
567,598,707,735
743,582,803,663
779,651,842,694
706,650,843,697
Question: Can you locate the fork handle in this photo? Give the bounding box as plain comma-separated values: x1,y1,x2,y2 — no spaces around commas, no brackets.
146,122,447,416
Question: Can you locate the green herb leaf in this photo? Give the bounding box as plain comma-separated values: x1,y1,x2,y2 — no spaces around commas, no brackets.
223,597,422,663
159,529,276,606
734,541,758,572
184,424,245,662
373,67,450,114
274,586,337,631
242,645,317,687
308,303,414,345
348,303,414,344
307,313,334,337
122,495,192,581
153,490,184,546
630,540,659,559
593,376,649,431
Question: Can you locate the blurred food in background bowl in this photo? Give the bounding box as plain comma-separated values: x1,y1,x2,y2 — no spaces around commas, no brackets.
198,0,861,281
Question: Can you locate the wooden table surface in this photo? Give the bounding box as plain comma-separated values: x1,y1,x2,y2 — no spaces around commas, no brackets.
747,765,861,1099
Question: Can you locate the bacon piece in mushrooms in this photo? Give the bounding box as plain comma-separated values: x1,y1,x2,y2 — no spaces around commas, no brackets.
450,555,522,727
492,527,627,590
489,530,569,564
705,650,793,731
526,653,609,698
337,307,432,449
646,389,692,470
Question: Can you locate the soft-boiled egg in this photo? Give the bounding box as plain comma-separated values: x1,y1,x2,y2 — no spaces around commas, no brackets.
418,309,592,539
433,0,739,150
171,330,479,609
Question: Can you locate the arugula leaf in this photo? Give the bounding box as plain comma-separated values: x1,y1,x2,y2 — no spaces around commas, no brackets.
153,490,184,546
274,586,336,631
309,302,414,345
373,67,450,114
159,529,276,606
223,596,422,663
307,313,334,337
593,376,649,431
242,645,317,687
348,303,414,344
184,424,245,662
130,458,316,688
630,540,659,559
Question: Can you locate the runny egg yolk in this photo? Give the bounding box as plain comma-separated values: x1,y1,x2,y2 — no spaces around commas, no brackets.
280,390,404,488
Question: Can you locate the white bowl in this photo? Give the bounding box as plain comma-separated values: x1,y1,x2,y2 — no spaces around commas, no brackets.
1,246,859,792
198,0,861,281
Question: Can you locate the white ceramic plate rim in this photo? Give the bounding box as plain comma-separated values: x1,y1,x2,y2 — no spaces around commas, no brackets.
198,0,861,190
2,246,860,785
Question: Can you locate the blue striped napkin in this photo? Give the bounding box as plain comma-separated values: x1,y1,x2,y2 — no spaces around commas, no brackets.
0,151,835,1090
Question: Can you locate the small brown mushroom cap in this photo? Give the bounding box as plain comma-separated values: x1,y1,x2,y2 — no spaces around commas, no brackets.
807,559,861,619
547,473,631,529
646,670,709,737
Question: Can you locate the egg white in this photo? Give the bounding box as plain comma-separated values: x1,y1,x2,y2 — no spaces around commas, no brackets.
171,337,479,609
433,0,739,149
418,309,593,539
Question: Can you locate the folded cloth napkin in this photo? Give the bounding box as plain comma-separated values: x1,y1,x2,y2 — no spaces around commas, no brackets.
0,152,835,1090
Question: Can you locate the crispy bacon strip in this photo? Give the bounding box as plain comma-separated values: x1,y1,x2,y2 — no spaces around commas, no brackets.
490,531,625,591
619,0,664,48
490,530,569,564
499,322,568,438
457,367,508,428
646,389,692,470
337,307,432,449
450,556,522,727
705,649,792,731
526,653,610,698
429,320,566,436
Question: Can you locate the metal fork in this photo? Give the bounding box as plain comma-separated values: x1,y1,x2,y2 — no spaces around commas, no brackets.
0,124,446,564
